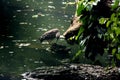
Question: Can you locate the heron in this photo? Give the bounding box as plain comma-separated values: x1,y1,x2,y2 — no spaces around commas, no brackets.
39,28,61,44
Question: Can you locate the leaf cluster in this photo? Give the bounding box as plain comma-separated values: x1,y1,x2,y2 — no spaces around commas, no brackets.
72,0,120,66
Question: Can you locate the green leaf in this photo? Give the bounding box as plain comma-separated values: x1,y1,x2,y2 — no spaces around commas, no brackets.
115,27,120,35
112,48,117,55
99,18,107,24
111,13,116,21
112,0,120,10
86,4,93,11
110,33,114,39
77,1,86,15
116,53,120,60
72,50,82,61
106,21,111,27
76,26,84,40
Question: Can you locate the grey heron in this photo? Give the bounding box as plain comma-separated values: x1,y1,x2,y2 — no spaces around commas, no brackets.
39,28,60,43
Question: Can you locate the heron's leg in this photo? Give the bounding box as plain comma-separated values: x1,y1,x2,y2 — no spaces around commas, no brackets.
55,38,58,43
55,38,60,45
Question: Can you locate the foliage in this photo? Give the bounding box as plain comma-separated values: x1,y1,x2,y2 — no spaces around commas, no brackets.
71,0,120,66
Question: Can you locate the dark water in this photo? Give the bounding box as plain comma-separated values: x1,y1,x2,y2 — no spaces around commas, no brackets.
0,0,81,79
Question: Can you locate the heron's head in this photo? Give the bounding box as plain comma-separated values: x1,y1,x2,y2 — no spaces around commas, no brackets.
39,37,44,43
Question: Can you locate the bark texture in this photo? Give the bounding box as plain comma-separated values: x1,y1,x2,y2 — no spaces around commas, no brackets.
22,64,120,80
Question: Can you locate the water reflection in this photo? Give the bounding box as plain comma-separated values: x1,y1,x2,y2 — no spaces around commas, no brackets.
0,0,76,79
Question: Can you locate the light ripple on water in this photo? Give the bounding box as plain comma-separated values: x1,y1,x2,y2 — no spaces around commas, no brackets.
12,40,28,42
37,28,48,31
0,46,4,49
16,43,31,47
48,5,55,9
48,1,53,4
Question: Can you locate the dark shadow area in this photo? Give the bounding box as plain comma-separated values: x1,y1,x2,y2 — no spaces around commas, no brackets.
0,75,22,80
37,48,68,66
50,43,71,54
0,76,11,80
0,0,13,35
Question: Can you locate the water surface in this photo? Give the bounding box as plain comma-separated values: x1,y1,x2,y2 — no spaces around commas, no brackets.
0,0,79,79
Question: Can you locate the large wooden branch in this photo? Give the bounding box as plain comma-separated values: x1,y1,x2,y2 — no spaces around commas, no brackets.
63,16,82,40
21,64,120,80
